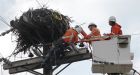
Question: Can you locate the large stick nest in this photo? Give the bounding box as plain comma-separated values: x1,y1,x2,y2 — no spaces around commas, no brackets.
10,8,70,54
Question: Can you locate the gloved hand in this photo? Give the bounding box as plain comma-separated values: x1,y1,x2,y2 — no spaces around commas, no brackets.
79,42,85,47
84,35,91,39
103,33,108,36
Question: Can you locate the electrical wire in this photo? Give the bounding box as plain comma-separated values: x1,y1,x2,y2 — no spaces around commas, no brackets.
55,63,72,75
43,0,50,7
132,68,140,75
35,0,43,8
6,49,16,59
0,16,11,27
130,33,140,36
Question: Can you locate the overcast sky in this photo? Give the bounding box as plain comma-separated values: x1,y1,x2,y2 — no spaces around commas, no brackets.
0,0,140,75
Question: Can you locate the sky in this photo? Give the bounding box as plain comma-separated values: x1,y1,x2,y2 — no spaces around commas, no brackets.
0,0,140,75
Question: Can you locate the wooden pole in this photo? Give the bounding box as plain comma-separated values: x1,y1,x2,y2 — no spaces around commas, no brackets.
43,45,53,75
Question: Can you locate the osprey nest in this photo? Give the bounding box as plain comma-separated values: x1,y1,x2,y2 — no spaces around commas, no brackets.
9,8,71,54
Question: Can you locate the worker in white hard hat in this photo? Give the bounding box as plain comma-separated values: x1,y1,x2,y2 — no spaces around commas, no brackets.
107,17,123,75
105,16,122,35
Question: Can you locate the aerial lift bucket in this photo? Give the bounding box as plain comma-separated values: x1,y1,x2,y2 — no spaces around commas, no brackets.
91,35,133,74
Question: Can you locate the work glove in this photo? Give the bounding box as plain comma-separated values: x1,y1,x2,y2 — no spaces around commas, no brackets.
79,42,85,47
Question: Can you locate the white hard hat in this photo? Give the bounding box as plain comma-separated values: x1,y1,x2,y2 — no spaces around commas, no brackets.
109,16,116,22
74,25,83,33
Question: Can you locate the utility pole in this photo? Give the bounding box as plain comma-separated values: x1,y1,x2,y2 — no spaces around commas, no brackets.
3,45,91,75
43,45,53,75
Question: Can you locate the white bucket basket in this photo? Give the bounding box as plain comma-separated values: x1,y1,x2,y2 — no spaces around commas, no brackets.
91,35,133,74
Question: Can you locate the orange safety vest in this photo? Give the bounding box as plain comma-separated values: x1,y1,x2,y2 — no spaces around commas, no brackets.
63,28,88,43
111,23,122,35
63,28,78,43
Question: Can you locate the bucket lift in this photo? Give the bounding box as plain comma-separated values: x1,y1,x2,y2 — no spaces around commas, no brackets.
91,35,133,74
2,35,134,75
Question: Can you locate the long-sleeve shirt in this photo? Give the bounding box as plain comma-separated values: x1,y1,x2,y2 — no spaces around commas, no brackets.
110,23,122,35
88,27,101,37
63,28,88,43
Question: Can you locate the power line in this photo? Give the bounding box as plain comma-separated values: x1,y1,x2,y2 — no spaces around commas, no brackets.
43,0,52,7
131,33,140,36
132,68,140,75
55,63,72,75
44,0,50,7
0,16,10,27
35,0,43,8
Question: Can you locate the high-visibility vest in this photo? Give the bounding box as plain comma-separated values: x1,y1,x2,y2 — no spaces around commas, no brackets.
111,23,122,35
63,28,79,43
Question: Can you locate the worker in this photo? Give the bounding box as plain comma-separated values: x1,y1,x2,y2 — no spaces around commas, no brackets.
106,16,123,75
42,25,88,69
104,16,122,36
63,25,88,43
87,23,101,38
